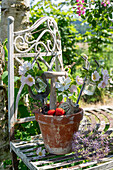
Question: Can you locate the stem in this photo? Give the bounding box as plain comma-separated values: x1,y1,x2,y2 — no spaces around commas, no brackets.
15,84,25,121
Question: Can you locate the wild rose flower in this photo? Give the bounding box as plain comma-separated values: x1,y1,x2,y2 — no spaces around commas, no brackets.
25,75,35,86
55,76,71,92
102,69,110,83
20,75,26,85
98,80,108,88
91,71,101,82
36,147,46,158
19,61,33,75
21,75,35,86
69,85,77,93
76,75,83,85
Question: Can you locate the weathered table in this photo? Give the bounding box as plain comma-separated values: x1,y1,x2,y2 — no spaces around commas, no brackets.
10,106,113,170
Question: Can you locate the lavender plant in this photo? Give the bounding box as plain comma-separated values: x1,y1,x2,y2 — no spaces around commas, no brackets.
72,127,110,160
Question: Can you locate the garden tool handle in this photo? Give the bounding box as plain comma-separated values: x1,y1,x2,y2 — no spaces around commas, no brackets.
76,77,87,105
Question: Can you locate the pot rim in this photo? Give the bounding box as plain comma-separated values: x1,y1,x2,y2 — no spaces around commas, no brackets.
35,107,83,118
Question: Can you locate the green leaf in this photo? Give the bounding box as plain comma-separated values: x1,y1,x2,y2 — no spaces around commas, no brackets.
2,71,8,85
58,94,63,103
14,76,20,82
92,20,96,27
2,71,8,80
87,14,93,23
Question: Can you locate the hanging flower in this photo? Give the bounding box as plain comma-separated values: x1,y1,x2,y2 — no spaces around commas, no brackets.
55,76,71,92
25,75,35,86
76,76,83,85
36,147,46,158
20,75,26,85
69,85,77,93
21,75,35,86
101,69,110,83
98,80,108,88
19,61,33,75
91,71,101,82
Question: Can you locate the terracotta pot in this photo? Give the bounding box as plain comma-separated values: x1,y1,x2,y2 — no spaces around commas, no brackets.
35,108,83,155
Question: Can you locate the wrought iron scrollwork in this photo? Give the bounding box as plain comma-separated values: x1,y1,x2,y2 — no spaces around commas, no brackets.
14,17,61,53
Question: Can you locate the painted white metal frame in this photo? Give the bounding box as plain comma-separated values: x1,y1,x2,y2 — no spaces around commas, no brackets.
8,16,64,134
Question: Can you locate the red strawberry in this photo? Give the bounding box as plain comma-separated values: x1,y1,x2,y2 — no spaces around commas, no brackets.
47,104,50,108
55,108,65,116
47,109,55,115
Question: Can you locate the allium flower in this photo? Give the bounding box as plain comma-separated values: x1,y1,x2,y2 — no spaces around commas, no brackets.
98,80,108,88
19,61,33,75
55,76,71,92
91,71,101,82
69,85,77,93
76,76,83,85
36,147,46,158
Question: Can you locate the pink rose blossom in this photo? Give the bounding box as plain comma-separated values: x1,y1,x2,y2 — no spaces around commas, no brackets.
82,11,85,15
76,0,86,16
101,0,110,6
80,4,83,7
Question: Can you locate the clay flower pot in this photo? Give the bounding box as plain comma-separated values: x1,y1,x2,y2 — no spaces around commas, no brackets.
35,108,83,155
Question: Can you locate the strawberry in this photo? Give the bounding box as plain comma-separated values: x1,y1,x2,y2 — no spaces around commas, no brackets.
47,104,50,108
55,108,65,116
47,109,55,115
46,104,50,110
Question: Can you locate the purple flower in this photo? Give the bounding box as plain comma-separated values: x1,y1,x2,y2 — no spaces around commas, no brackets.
72,126,110,160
